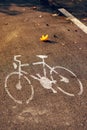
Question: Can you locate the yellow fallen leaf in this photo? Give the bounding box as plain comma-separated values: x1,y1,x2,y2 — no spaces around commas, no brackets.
40,34,48,41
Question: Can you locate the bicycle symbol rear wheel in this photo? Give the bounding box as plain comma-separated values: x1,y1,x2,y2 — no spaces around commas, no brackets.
5,72,34,104
50,66,83,96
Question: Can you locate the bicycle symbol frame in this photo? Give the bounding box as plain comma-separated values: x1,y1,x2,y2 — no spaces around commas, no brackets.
5,55,83,104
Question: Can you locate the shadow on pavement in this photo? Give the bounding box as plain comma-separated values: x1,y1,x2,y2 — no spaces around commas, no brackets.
53,0,87,18
0,0,87,18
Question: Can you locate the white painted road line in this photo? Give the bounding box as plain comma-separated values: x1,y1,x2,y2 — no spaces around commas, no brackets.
58,8,87,34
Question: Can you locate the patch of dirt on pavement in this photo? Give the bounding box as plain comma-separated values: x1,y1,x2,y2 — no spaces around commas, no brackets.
0,1,87,130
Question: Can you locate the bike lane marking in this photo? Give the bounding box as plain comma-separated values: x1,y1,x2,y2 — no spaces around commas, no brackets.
4,55,84,104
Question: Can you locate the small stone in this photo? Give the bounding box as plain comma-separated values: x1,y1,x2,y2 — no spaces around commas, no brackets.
4,23,8,25
80,123,84,126
52,13,58,17
54,34,58,38
39,15,42,18
79,48,82,50
82,18,87,21
12,106,17,109
32,6,37,10
46,23,49,26
22,8,26,11
67,29,70,31
66,122,70,126
37,23,40,26
61,43,65,46
66,18,70,20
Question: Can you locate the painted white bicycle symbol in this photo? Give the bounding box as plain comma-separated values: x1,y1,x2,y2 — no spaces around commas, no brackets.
5,55,83,104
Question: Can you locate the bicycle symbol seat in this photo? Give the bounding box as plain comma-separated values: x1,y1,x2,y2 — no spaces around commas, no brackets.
36,55,48,59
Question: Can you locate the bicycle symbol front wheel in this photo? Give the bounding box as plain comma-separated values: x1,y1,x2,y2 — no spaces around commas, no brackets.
50,66,83,96
5,72,34,104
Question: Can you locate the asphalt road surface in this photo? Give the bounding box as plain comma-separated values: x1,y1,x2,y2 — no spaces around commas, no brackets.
0,1,87,130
